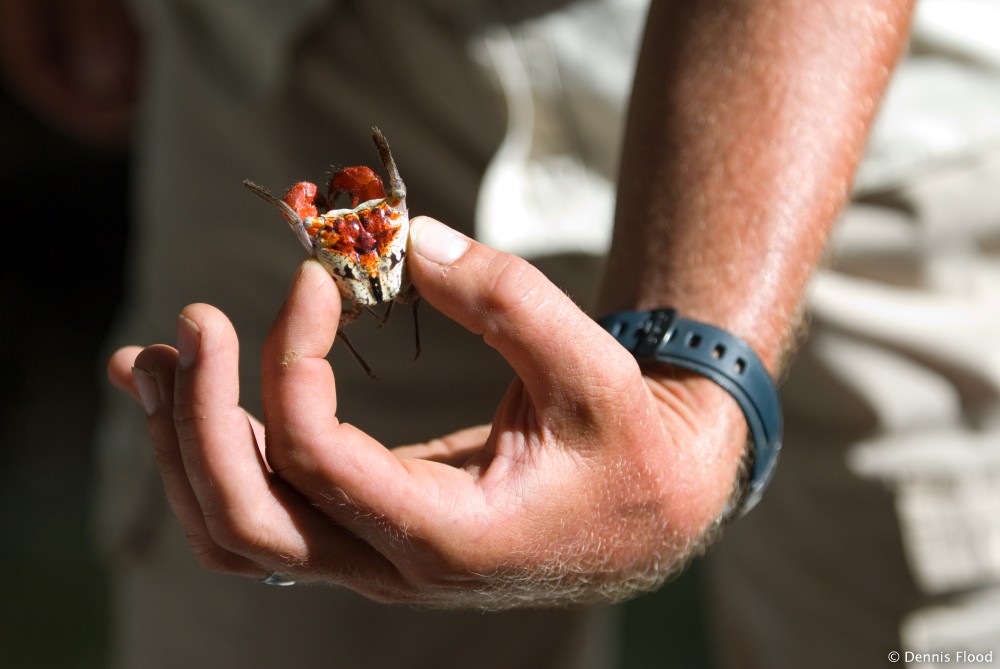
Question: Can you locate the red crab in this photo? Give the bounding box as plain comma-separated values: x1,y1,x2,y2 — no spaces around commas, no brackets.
244,128,418,378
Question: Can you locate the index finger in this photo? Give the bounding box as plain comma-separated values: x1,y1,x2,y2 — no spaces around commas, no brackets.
260,260,415,497
260,260,479,552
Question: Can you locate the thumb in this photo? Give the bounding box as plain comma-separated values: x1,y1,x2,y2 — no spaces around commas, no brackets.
406,216,633,399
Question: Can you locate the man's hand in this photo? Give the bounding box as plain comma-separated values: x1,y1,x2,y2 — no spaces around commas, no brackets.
107,216,746,607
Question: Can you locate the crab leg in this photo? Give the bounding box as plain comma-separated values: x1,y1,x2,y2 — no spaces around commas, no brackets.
242,179,315,255
372,127,406,207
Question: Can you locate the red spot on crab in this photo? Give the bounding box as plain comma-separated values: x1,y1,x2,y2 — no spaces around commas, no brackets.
333,215,361,239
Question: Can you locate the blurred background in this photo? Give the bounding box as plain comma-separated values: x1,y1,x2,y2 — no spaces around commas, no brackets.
0,3,714,668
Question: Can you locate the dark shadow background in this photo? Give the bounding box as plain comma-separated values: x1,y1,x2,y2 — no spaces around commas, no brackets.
0,85,127,668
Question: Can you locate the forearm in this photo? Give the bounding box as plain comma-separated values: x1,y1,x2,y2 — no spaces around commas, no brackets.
599,0,915,372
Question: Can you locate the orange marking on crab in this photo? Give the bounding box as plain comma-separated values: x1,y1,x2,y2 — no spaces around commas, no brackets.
317,203,404,271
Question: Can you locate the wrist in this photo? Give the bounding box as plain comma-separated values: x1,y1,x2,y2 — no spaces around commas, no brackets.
598,308,782,517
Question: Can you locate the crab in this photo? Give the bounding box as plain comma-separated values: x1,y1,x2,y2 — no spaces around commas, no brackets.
244,128,418,378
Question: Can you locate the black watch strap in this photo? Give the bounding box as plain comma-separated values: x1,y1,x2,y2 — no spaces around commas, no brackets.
598,309,782,516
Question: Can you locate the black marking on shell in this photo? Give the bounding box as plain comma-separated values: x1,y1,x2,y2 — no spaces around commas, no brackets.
368,277,384,303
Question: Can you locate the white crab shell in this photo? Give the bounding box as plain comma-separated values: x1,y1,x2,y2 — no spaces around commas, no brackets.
305,198,410,307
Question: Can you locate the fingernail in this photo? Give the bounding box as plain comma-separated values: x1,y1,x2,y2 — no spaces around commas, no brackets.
411,217,470,265
177,314,201,369
132,368,159,416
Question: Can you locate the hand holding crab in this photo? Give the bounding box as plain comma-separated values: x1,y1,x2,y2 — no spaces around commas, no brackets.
107,214,746,606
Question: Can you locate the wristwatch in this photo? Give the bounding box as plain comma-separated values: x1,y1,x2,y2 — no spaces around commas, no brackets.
598,308,782,516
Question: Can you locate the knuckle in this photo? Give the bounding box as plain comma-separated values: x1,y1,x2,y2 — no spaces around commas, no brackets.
478,253,568,343
171,398,207,429
201,506,283,561
482,253,543,320
391,532,495,591
146,419,181,462
185,532,246,575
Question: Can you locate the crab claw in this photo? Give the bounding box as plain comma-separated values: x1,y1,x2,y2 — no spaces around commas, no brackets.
283,181,325,220
328,166,385,208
